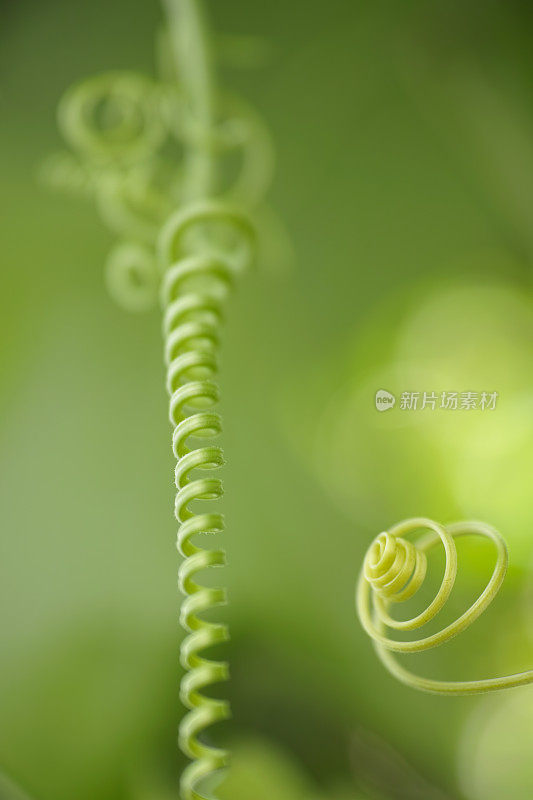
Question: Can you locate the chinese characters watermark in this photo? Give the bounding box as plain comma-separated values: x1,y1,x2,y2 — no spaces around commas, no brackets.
375,390,498,412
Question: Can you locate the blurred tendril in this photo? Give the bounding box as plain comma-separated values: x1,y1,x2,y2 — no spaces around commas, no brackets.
357,517,533,695
44,0,289,313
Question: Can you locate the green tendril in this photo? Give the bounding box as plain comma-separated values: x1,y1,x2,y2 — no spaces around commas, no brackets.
49,1,274,797
47,0,283,311
159,200,255,799
357,517,533,695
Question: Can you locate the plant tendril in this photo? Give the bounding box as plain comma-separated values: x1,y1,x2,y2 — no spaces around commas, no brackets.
49,1,278,797
357,518,533,695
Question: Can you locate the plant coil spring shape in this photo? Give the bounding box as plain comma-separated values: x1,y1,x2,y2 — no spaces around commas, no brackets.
356,517,533,695
159,201,255,799
50,4,278,795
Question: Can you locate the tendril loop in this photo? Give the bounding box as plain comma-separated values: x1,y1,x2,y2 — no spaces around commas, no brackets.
357,517,533,695
50,67,277,315
58,72,165,166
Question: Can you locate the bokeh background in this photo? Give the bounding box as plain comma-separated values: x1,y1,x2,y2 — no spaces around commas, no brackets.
1,1,533,799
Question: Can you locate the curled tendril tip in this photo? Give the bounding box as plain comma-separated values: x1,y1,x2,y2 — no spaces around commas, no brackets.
357,517,533,695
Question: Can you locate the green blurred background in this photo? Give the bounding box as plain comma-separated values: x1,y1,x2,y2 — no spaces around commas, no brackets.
2,1,533,799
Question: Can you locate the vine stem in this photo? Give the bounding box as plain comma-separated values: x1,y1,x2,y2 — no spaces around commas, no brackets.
163,0,215,200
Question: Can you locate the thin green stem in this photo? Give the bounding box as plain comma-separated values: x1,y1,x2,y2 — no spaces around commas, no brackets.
163,0,215,201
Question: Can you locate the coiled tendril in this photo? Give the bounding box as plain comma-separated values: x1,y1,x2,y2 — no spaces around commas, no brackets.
45,28,280,315
50,3,280,796
357,517,533,695
159,201,255,799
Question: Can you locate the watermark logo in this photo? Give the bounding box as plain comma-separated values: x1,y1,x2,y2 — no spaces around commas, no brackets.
375,389,396,411
374,389,498,411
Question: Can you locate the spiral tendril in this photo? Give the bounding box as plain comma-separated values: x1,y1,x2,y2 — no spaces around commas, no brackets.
50,3,281,795
47,34,279,314
159,201,255,799
357,517,533,695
